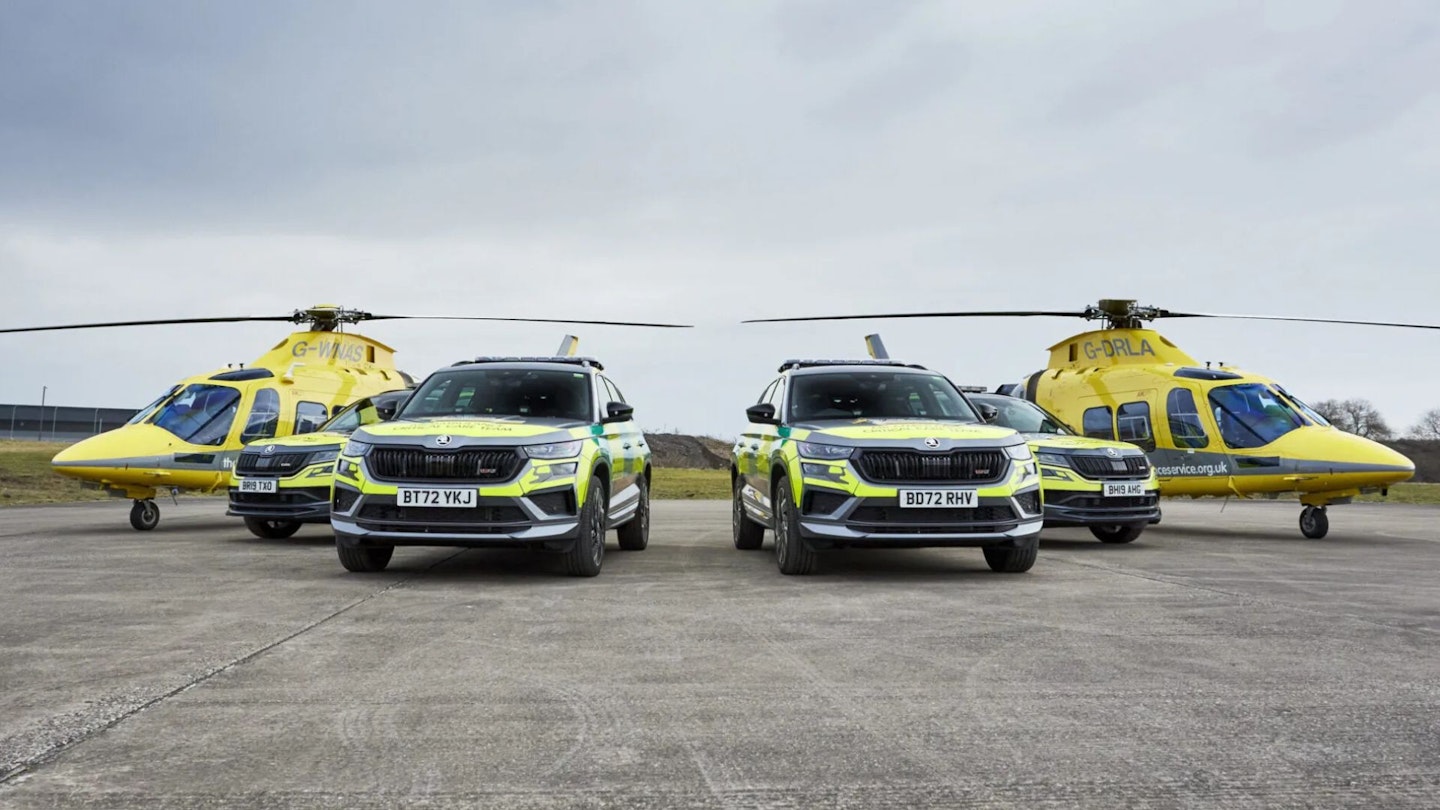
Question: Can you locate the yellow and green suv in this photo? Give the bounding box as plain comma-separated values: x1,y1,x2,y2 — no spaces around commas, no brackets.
330,356,650,576
226,389,411,539
732,360,1043,575
969,392,1160,543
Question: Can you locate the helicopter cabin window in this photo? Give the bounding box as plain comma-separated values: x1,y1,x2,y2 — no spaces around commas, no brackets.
1116,402,1155,451
240,389,281,443
127,386,180,426
1082,406,1115,440
148,384,242,446
1166,389,1209,448
295,401,329,435
1208,383,1305,449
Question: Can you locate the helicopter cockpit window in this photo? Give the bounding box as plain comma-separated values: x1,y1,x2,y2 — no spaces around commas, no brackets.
295,402,328,435
1273,385,1330,427
1166,388,1209,448
400,368,593,422
127,386,180,426
970,395,1072,435
148,384,242,446
240,388,281,443
1082,406,1115,440
1117,402,1155,451
787,371,980,423
1208,383,1305,449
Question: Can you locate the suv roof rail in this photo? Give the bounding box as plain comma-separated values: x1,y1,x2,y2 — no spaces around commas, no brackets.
777,359,928,372
955,385,988,393
452,356,605,370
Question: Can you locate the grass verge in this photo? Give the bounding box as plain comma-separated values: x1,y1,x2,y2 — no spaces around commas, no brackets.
0,441,111,506
651,468,729,500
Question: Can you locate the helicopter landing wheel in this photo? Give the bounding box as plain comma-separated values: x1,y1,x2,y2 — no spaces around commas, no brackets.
1299,505,1329,539
130,499,160,531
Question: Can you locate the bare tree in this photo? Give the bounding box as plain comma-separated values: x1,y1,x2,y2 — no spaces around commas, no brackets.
1407,408,1440,440
1311,398,1394,440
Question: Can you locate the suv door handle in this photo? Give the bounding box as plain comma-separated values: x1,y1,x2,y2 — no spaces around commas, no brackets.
622,442,632,449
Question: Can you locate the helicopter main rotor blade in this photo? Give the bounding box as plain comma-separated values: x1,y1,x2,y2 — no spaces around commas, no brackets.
743,310,1089,323
365,315,693,328
0,315,296,334
1157,311,1440,330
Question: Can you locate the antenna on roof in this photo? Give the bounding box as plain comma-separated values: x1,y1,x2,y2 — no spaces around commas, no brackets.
864,334,890,360
555,335,580,357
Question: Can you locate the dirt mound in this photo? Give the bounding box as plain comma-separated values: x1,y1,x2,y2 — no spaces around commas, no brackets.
1383,439,1440,483
646,433,732,470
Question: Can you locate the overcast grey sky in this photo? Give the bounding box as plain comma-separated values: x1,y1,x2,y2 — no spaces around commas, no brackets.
3,0,1438,436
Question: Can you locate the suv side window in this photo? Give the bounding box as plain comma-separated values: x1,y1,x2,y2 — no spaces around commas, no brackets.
757,380,777,405
1083,406,1115,440
1117,401,1155,451
601,376,626,405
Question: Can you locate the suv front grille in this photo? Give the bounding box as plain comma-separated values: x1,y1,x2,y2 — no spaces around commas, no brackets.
854,450,1007,484
368,448,520,482
236,452,311,475
1071,455,1150,479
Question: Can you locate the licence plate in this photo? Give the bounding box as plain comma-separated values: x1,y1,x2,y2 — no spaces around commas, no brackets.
1104,482,1147,497
398,488,477,508
238,478,277,494
900,489,976,509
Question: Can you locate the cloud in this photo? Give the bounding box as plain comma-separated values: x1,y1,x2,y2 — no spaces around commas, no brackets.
1,1,1439,433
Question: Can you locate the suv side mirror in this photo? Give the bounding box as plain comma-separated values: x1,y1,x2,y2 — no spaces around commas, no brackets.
374,401,400,422
746,403,778,425
978,404,999,423
602,401,634,424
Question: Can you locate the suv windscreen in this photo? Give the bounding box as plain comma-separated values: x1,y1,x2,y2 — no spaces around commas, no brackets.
787,371,980,423
971,394,1072,435
400,368,593,421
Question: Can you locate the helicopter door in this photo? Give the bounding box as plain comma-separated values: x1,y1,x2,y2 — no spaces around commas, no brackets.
1149,386,1234,482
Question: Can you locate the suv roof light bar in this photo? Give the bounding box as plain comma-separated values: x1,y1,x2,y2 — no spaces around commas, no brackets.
452,356,605,370
777,359,927,372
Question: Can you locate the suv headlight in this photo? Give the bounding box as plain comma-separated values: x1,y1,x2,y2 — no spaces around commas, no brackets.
1004,443,1033,461
310,448,341,464
1036,451,1069,467
797,441,854,461
524,440,584,460
342,439,373,458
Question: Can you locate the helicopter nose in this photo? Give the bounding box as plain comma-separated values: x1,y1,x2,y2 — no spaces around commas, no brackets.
1288,427,1415,488
51,425,169,481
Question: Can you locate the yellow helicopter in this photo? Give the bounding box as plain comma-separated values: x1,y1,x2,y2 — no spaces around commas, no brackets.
2,304,689,531
745,299,1427,539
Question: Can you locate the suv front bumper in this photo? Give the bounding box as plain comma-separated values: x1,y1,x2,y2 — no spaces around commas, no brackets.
796,486,1044,548
329,483,582,549
226,485,333,523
